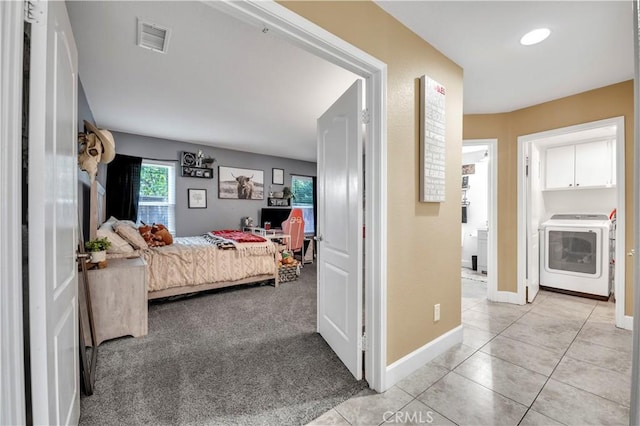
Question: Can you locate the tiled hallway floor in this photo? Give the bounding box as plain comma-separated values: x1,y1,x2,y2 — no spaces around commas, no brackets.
309,279,632,425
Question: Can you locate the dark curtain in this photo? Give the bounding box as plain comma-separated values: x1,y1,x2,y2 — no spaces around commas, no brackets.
312,176,317,236
106,154,142,221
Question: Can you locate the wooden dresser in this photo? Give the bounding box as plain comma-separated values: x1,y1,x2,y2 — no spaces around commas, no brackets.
82,257,148,346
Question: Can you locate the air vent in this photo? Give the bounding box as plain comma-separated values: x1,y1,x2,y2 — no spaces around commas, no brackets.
137,19,171,54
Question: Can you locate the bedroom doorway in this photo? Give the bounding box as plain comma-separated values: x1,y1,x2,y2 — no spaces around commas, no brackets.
0,0,390,422
208,1,387,390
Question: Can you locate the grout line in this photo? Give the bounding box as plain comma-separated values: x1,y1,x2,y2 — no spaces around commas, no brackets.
517,301,598,424
447,370,530,409
333,408,352,425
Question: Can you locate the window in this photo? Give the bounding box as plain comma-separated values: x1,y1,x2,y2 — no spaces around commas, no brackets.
291,175,315,234
137,160,176,234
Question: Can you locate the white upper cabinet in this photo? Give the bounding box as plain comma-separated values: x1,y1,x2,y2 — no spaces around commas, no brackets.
574,140,613,187
545,139,615,190
545,144,575,189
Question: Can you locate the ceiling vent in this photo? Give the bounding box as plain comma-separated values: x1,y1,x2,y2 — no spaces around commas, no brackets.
137,19,171,54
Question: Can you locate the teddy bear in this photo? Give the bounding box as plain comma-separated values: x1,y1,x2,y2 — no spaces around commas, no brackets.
138,222,173,247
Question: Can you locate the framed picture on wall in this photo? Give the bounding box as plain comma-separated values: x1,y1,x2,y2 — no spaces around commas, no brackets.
188,188,207,209
272,168,284,185
218,166,264,200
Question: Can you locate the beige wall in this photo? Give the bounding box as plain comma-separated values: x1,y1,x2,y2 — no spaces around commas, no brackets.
280,1,464,364
464,80,635,315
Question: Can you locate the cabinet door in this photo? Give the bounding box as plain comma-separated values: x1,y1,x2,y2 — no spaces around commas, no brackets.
575,140,612,187
545,145,575,189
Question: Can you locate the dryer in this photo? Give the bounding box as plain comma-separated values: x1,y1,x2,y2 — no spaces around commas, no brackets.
540,214,611,298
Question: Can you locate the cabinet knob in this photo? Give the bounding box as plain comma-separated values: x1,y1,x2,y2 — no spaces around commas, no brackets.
576,183,580,187
569,184,572,187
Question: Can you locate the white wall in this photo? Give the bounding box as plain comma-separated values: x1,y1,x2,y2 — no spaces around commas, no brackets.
542,188,617,220
461,149,488,268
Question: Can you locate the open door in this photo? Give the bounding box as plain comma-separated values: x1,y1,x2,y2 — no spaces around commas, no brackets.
317,80,363,380
28,2,80,424
526,144,542,302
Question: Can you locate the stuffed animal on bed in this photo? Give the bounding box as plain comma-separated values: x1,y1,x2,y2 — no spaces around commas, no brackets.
138,222,173,247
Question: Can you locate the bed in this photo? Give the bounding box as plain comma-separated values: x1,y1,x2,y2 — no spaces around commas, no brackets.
143,234,278,299
100,220,279,299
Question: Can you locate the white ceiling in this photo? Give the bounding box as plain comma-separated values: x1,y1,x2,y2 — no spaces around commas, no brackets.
67,1,359,162
68,1,634,162
376,1,634,114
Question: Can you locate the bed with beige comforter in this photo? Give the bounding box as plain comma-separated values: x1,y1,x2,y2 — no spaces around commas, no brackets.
142,236,277,299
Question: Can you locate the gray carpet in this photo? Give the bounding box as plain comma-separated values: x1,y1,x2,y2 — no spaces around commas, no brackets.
79,265,368,425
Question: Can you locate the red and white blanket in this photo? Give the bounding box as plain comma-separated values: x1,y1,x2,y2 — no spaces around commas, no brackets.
211,230,267,243
203,230,272,256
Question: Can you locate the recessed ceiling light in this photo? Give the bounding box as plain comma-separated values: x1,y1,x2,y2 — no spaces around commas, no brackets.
520,28,551,46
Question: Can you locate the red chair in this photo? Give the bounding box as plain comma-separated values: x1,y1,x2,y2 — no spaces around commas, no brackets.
281,208,305,261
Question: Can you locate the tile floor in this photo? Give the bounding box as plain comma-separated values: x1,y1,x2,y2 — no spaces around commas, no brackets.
309,275,632,426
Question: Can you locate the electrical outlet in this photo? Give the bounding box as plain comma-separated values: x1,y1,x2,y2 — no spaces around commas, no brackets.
434,304,441,322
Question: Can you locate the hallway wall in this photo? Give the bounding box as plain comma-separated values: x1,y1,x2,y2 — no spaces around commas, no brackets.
464,80,634,315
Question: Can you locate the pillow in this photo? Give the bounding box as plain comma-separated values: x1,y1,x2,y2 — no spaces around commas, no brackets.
102,216,118,227
113,219,138,230
114,223,149,249
97,217,134,254
96,227,134,254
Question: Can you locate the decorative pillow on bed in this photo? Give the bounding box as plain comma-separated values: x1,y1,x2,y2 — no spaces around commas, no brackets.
96,217,135,254
114,222,148,250
97,227,135,253
113,219,138,230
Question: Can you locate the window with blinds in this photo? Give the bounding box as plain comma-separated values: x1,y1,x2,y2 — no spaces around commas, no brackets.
291,175,315,234
137,160,176,234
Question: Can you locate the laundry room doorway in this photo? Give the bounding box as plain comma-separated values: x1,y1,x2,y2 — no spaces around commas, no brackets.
517,117,627,328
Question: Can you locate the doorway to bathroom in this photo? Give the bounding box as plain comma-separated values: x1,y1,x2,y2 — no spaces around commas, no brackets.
461,139,497,302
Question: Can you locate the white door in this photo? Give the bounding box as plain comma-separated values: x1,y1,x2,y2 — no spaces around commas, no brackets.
526,145,542,302
29,2,80,424
317,80,363,379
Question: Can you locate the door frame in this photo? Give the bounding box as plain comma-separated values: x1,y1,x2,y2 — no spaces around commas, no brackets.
517,117,627,328
462,139,498,301
630,2,639,423
204,0,388,391
0,2,27,425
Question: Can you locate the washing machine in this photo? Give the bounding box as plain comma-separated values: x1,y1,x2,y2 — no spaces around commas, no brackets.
539,214,611,298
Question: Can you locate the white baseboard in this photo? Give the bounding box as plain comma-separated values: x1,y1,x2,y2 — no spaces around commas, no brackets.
622,315,634,331
384,325,462,390
488,290,525,305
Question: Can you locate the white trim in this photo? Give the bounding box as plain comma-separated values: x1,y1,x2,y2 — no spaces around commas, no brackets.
632,6,640,425
385,326,462,389
517,117,626,325
624,315,634,331
463,139,498,303
0,2,26,425
203,0,388,392
613,118,627,329
491,291,525,305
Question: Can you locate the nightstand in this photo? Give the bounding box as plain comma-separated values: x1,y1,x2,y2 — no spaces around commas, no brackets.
82,257,148,345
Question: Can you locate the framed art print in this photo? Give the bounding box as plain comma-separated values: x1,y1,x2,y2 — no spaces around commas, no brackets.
188,188,207,208
272,168,284,185
218,166,264,200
